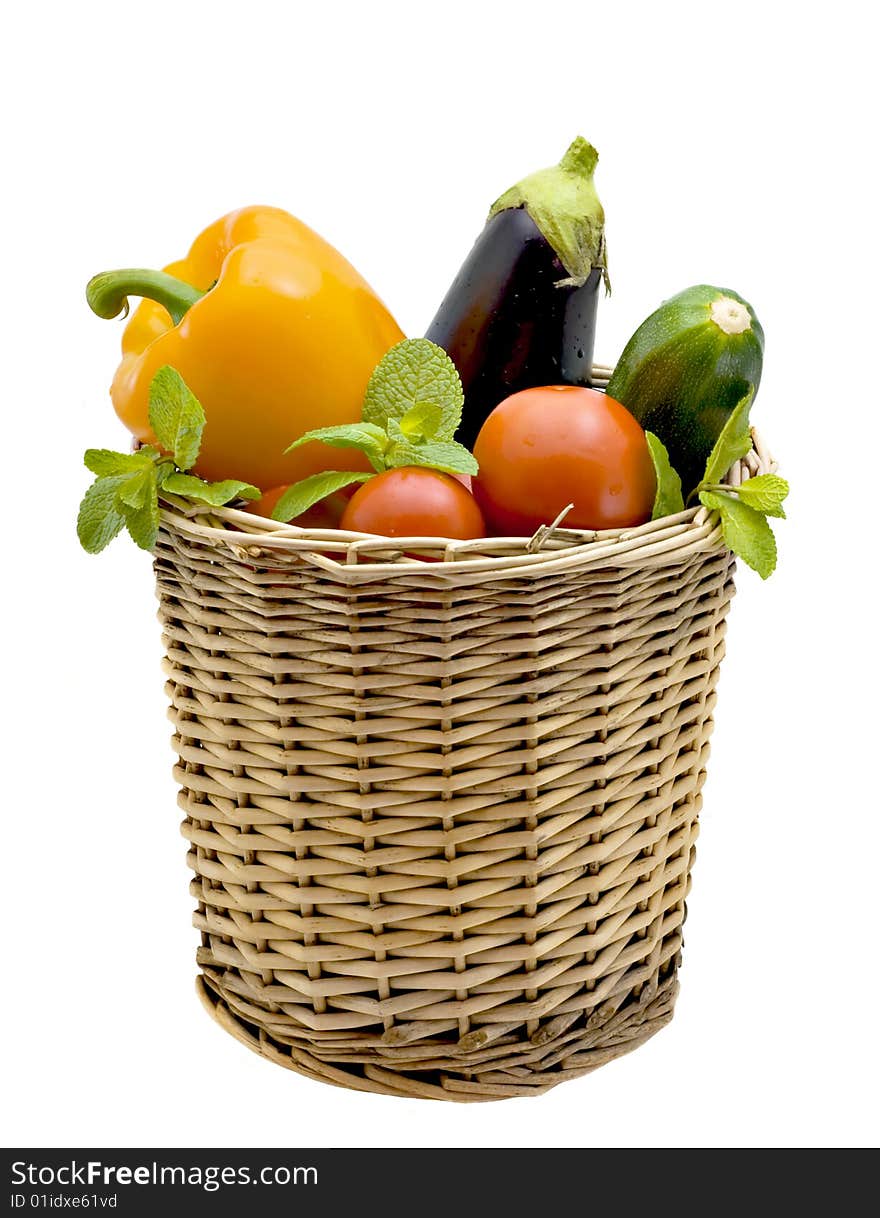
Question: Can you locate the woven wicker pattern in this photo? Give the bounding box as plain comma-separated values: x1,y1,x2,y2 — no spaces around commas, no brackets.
155,388,774,1101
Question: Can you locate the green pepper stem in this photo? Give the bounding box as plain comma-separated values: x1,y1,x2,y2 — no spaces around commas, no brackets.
86,268,205,326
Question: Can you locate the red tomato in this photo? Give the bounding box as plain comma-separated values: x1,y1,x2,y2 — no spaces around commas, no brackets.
245,485,353,528
473,386,656,535
340,468,486,540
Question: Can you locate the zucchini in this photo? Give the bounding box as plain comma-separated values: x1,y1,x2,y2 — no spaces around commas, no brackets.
606,285,764,494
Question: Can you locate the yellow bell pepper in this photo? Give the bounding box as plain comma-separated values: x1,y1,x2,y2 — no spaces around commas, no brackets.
86,206,404,489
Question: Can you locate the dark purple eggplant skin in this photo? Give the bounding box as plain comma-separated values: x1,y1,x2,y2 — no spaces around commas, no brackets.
425,206,602,450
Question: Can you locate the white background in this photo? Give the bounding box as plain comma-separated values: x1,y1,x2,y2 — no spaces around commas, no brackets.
3,0,877,1150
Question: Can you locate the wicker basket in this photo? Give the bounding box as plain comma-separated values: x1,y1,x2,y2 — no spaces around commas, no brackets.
153,369,775,1102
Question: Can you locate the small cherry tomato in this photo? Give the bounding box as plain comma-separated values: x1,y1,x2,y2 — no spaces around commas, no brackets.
339,468,486,540
473,385,656,535
245,485,353,528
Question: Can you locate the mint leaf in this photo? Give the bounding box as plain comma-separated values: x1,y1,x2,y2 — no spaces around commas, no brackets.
285,422,388,472
120,487,159,555
417,442,478,475
148,365,205,470
77,476,128,554
700,489,777,578
385,439,478,476
116,467,152,510
80,368,260,555
116,465,159,552
161,472,261,505
702,390,754,485
84,448,155,477
734,473,789,519
362,338,464,440
645,432,685,520
153,459,178,489
399,402,444,442
271,471,371,522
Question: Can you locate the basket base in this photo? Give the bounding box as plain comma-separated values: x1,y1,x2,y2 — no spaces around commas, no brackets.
196,969,678,1102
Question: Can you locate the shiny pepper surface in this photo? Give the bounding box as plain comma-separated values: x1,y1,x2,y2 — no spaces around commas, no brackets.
89,207,404,489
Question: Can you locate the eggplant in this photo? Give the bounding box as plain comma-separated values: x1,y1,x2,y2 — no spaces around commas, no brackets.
426,137,609,450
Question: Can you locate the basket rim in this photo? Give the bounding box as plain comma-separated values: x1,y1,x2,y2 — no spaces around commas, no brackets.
156,429,776,585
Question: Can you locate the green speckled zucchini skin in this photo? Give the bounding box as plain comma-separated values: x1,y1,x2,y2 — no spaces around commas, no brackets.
606,285,764,494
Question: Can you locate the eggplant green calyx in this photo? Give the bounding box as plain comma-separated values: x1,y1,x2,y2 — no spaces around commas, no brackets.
489,136,609,291
86,269,205,326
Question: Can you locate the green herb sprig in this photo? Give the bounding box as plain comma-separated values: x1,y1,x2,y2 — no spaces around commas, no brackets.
77,366,260,553
270,339,477,522
645,393,788,578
